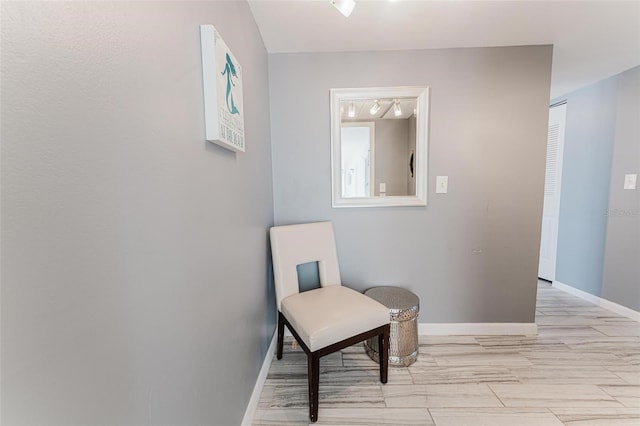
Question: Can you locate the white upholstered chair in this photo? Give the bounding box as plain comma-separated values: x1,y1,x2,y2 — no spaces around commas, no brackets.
269,221,390,422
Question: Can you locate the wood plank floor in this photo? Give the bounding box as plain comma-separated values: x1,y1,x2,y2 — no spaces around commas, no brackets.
252,282,640,425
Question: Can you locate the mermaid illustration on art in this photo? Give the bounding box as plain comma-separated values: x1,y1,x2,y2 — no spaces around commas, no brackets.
221,53,240,115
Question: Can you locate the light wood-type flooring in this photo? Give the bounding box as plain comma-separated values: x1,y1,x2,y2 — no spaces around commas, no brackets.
252,281,640,425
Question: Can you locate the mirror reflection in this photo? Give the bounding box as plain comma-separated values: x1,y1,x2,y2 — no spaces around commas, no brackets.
340,98,418,197
330,86,429,208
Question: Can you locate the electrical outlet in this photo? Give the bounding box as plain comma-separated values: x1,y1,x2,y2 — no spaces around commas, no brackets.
624,174,637,190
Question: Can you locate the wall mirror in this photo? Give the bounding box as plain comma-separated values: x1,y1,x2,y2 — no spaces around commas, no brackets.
330,86,429,208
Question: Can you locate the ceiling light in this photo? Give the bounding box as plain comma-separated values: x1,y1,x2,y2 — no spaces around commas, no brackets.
370,100,381,115
330,0,356,18
393,100,402,117
348,101,355,118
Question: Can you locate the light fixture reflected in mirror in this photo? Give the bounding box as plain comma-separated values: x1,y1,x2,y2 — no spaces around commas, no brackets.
330,0,356,18
370,100,381,115
348,101,355,118
393,99,402,117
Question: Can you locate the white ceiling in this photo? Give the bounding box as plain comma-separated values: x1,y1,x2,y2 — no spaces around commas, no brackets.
249,0,640,99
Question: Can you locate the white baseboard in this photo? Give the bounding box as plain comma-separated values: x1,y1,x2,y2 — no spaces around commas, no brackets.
241,331,277,426
553,280,640,321
419,322,538,336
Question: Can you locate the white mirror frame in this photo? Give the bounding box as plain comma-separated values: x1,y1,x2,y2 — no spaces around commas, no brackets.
330,86,429,208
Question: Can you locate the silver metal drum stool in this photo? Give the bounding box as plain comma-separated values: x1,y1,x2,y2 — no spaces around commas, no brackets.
364,286,419,367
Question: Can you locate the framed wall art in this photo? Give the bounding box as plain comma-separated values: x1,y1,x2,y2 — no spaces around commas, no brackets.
200,25,245,152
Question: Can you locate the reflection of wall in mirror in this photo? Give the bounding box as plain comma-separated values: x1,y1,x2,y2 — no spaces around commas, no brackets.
373,118,414,196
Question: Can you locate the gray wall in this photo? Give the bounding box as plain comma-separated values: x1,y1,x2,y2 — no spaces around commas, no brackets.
373,119,410,196
555,66,639,311
602,67,640,311
269,46,553,323
1,2,274,425
603,67,640,311
554,78,618,296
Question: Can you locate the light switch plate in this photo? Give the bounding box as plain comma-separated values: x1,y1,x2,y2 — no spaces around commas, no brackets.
624,174,637,190
436,176,448,194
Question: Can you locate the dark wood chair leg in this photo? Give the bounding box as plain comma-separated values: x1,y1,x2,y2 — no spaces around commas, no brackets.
276,312,285,360
378,324,389,384
307,352,320,422
278,314,390,423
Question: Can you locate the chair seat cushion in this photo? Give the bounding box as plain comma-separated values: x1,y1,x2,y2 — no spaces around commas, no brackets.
281,286,390,352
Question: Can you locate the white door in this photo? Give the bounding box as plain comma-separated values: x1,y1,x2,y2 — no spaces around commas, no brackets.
341,123,375,197
539,103,567,281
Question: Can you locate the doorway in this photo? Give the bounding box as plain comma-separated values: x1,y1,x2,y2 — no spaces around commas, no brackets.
341,122,375,198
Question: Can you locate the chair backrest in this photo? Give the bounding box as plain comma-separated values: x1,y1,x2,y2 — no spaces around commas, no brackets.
270,221,342,311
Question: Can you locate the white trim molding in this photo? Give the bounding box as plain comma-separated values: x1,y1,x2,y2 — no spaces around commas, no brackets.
241,331,277,426
553,280,640,321
419,322,538,336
